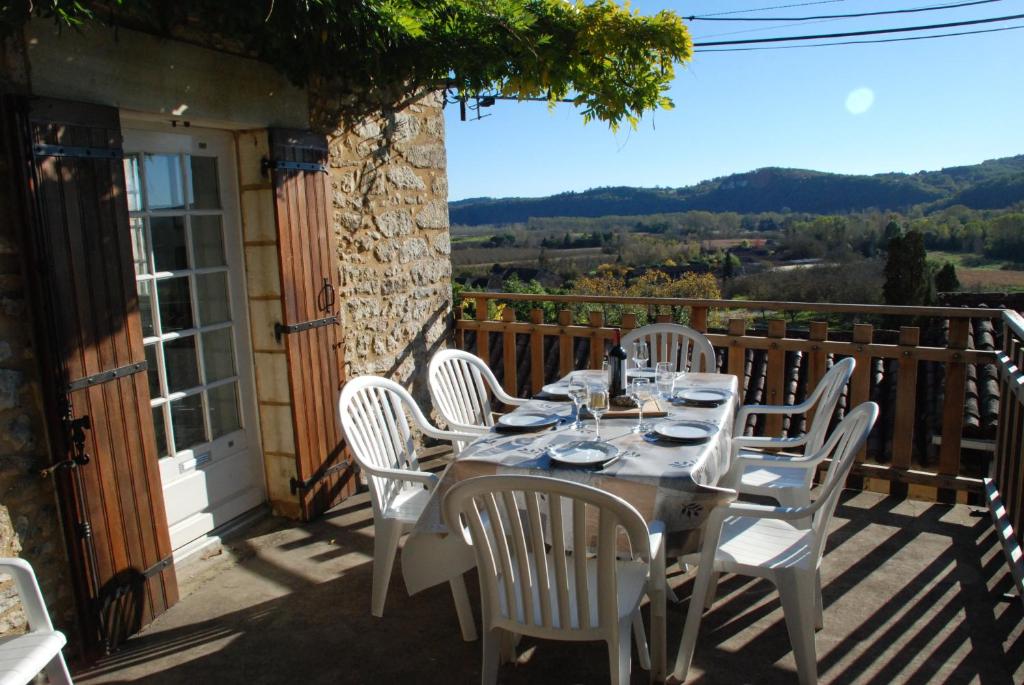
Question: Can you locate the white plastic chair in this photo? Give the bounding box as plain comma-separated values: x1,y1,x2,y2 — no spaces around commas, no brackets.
725,357,856,508
673,402,879,685
621,323,716,374
338,375,479,637
443,475,667,685
0,557,73,685
427,349,527,438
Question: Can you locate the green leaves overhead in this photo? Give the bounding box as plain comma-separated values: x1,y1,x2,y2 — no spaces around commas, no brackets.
4,1,691,128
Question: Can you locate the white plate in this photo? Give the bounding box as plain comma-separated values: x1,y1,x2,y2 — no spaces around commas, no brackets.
548,440,619,466
674,388,732,406
654,420,719,443
497,411,560,429
541,382,570,397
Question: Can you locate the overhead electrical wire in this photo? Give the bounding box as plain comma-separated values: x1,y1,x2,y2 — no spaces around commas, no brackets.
692,12,1024,46
695,1,848,18
695,22,1024,51
688,0,1005,22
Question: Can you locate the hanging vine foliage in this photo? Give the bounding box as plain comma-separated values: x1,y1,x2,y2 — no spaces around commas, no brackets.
1,1,692,129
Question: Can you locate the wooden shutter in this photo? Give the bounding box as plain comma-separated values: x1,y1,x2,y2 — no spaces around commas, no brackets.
268,129,354,520
2,96,177,655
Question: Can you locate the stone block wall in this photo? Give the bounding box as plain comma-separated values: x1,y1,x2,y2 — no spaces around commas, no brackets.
0,121,74,636
320,90,453,407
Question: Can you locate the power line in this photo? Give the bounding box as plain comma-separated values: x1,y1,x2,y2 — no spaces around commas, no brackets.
689,0,1004,22
695,22,1024,51
692,12,1024,46
696,1,848,18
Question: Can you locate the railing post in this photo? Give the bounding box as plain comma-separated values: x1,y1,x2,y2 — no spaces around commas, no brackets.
726,318,747,393
558,309,573,376
691,306,708,334
475,295,490,363
765,319,786,437
453,296,465,351
891,326,921,499
529,308,544,395
588,310,605,369
850,323,874,477
804,322,829,433
938,318,969,504
501,307,517,396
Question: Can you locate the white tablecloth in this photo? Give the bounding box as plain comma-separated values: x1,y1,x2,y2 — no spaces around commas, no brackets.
403,372,738,596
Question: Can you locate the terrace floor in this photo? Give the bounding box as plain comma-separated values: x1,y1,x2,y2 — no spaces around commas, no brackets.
76,460,1024,684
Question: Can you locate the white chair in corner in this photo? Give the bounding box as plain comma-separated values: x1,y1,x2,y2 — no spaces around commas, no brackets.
621,323,716,374
428,349,527,439
724,357,856,508
443,474,667,685
338,375,479,637
0,557,73,685
673,402,879,685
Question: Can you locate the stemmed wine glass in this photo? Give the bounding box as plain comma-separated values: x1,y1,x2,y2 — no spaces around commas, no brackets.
631,340,649,377
566,374,590,432
628,377,652,433
588,386,609,440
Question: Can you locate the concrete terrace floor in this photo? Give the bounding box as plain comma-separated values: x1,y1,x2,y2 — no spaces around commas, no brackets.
75,467,1024,684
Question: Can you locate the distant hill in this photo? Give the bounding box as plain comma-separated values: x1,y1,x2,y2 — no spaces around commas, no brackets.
449,155,1024,225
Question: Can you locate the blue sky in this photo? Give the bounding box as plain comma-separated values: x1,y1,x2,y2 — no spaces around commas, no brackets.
444,0,1024,201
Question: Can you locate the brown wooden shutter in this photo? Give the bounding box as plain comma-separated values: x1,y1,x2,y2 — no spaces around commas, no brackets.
2,95,177,656
267,129,354,520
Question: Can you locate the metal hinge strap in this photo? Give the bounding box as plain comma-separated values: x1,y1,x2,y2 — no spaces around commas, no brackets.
142,555,174,579
274,314,339,343
290,460,352,495
262,157,328,174
66,361,147,392
33,144,124,160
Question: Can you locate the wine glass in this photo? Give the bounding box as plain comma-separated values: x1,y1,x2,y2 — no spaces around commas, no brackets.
628,378,652,433
631,340,649,376
655,362,674,400
566,374,590,432
588,386,609,440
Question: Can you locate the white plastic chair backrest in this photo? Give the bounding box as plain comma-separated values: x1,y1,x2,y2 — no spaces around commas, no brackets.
443,475,651,636
803,357,856,455
339,375,429,517
803,402,879,563
428,349,500,430
0,557,56,632
621,323,715,373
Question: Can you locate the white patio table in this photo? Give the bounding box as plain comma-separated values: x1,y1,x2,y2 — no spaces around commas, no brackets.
402,372,739,675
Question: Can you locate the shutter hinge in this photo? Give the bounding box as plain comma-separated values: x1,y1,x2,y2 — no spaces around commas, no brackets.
66,361,147,392
274,314,339,343
290,459,353,495
33,144,124,160
261,156,327,174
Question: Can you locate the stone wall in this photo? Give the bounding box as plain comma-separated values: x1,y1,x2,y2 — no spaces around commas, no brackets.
0,94,75,636
320,90,453,407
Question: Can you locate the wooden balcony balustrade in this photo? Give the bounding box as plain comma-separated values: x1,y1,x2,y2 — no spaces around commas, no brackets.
454,291,1008,504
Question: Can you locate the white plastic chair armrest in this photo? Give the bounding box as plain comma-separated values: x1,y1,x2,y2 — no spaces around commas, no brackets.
359,463,440,489
442,420,491,436
732,448,817,467
493,388,528,407
0,558,55,631
420,425,480,445
734,399,816,431
724,501,814,521
732,434,809,451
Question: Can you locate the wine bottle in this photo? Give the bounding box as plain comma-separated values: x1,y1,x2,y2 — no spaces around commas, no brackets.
608,329,627,398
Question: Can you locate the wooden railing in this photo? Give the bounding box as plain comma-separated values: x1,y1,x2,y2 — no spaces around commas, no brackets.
989,309,1024,605
454,292,1004,501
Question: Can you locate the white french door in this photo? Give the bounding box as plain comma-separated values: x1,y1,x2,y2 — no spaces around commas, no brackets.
123,125,265,555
